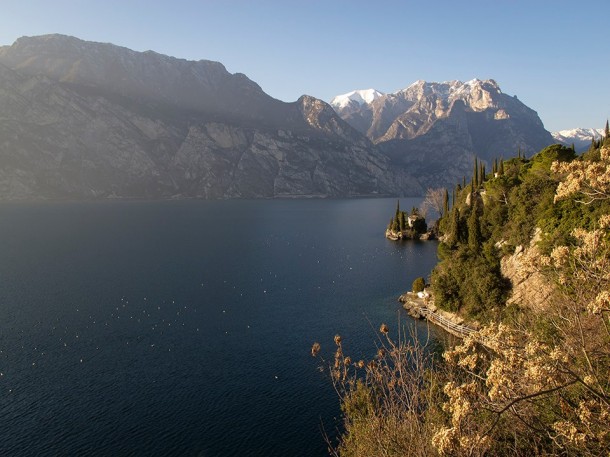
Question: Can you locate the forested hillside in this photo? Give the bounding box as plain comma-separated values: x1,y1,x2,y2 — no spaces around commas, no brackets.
320,129,610,456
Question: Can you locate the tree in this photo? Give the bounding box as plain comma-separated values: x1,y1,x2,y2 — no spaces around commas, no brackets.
422,187,447,219
552,146,610,204
473,157,479,188
398,211,406,231
412,277,426,293
448,207,460,245
467,206,482,251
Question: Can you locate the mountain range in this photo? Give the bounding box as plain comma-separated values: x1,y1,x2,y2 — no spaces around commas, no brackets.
330,79,554,188
0,34,557,200
551,128,605,152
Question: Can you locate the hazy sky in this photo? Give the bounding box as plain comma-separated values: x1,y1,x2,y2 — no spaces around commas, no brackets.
1,0,608,132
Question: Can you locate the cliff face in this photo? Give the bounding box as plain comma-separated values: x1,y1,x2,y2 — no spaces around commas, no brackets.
332,79,555,189
499,231,556,311
0,35,422,200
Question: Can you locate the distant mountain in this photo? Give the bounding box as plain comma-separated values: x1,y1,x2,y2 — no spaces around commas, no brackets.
331,79,555,188
0,34,421,200
330,89,385,109
552,128,605,152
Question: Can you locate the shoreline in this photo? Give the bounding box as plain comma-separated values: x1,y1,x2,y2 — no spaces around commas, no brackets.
399,291,478,338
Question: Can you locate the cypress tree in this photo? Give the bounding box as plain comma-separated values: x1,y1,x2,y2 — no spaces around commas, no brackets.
499,158,504,176
605,119,609,139
388,217,394,231
449,207,460,245
467,206,482,251
391,217,399,232
473,157,479,187
398,211,406,231
443,188,449,216
395,199,400,221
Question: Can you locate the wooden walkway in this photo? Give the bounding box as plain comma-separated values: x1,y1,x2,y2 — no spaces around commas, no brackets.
400,294,477,338
417,306,477,338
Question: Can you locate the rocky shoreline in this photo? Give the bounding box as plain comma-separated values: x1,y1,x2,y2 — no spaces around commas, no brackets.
385,229,435,241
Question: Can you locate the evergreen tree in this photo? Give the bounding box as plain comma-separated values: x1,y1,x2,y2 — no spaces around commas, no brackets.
473,158,479,188
467,206,482,251
398,211,406,231
499,159,504,176
387,217,394,231
449,207,460,245
443,188,449,216
395,199,400,221
391,217,399,232
605,119,609,138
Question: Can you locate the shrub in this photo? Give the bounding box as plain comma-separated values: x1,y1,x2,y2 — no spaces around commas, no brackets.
412,277,426,293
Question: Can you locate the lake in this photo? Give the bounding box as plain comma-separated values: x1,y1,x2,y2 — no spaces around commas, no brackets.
0,198,442,456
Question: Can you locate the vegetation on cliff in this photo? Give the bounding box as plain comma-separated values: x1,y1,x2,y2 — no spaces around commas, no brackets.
317,131,610,456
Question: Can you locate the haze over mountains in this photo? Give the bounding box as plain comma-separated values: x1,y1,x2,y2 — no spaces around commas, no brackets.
0,34,558,200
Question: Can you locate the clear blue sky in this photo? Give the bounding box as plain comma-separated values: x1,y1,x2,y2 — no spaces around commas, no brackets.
1,0,608,132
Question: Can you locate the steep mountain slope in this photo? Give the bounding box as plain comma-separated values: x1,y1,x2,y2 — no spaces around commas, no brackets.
0,35,422,200
331,79,555,188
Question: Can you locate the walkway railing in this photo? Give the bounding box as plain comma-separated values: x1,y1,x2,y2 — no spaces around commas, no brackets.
418,307,477,337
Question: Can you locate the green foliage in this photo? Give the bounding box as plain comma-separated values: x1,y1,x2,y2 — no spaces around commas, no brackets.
431,143,585,319
398,211,406,231
467,205,482,252
412,276,426,293
411,216,427,234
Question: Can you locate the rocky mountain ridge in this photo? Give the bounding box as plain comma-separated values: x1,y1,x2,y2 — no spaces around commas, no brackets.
331,79,555,188
0,34,421,200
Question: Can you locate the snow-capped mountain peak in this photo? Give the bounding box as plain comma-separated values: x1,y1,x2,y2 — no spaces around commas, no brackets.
330,88,384,109
552,128,605,151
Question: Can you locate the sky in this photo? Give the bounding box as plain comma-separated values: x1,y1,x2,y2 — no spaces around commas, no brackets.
0,0,608,132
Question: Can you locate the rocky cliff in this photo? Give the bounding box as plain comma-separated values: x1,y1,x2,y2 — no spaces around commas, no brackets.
499,230,556,311
332,79,555,189
0,34,422,200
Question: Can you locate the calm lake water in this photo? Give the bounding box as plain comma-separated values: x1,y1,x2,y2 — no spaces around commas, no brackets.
0,198,441,456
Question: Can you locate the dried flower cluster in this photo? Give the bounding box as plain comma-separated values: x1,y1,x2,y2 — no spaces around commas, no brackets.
323,145,610,456
553,147,610,204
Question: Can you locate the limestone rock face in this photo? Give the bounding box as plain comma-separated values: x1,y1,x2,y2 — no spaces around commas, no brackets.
332,79,555,189
0,35,422,200
500,231,556,311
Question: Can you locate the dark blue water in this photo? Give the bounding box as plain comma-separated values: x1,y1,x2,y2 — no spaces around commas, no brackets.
0,198,440,456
